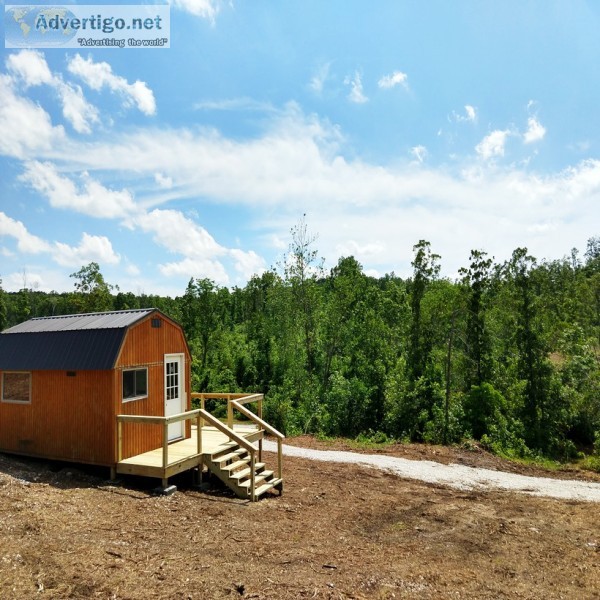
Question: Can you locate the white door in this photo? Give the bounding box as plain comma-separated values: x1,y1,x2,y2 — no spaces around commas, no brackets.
164,354,185,441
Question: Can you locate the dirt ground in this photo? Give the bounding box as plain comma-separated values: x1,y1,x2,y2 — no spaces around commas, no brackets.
1,440,599,600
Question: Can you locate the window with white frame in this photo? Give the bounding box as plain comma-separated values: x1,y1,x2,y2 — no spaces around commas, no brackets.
2,372,31,404
122,367,148,401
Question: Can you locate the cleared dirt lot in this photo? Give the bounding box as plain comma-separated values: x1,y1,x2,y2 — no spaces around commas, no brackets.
1,442,599,599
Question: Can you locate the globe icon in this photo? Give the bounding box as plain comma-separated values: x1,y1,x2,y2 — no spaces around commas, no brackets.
5,6,79,48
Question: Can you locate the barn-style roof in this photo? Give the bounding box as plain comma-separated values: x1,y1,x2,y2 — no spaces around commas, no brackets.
0,309,158,371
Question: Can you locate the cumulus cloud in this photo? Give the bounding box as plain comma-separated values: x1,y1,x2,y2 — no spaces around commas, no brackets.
344,71,368,104
56,81,99,134
53,233,120,267
135,208,223,258
158,256,230,283
378,70,408,90
134,209,266,284
68,54,156,116
335,239,384,260
524,116,546,144
20,161,137,219
0,212,51,254
229,248,266,279
7,50,99,134
4,76,597,287
0,74,66,158
475,129,511,160
6,49,52,86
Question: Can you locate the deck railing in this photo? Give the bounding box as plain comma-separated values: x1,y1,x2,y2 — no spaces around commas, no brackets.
116,409,204,476
117,393,284,498
192,392,284,482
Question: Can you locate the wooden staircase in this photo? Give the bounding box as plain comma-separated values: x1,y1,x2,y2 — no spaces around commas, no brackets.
204,440,283,500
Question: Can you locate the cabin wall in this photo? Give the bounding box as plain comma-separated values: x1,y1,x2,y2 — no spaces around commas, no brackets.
0,369,114,465
115,316,192,460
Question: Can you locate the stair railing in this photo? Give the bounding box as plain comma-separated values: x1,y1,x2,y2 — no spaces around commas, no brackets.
230,400,284,484
196,408,257,500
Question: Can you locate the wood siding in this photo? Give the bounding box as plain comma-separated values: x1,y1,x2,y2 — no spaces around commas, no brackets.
0,311,191,467
114,315,191,461
0,369,114,465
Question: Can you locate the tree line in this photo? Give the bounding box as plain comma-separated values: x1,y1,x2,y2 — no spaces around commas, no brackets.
2,228,599,462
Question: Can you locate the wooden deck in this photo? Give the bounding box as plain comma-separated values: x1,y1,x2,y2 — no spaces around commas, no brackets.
116,424,260,485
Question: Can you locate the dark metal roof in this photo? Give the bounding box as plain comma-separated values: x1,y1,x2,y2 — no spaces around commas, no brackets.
3,309,155,334
0,329,127,371
0,309,157,371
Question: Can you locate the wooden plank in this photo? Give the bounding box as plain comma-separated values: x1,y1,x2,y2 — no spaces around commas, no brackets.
116,424,258,474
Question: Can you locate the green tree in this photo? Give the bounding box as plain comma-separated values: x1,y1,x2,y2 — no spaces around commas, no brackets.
70,262,116,313
283,215,323,375
460,250,493,388
0,278,7,331
407,240,440,381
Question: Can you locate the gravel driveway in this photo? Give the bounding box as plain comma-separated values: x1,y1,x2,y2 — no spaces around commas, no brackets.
263,440,600,502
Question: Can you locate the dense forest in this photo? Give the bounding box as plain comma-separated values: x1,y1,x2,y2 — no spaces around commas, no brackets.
2,224,599,463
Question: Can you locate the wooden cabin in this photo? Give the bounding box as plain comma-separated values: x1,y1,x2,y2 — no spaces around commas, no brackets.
0,309,192,467
0,309,285,500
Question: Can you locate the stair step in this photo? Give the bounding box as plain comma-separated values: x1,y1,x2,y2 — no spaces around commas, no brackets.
221,459,250,472
213,448,247,464
238,474,269,489
253,482,276,498
229,463,266,481
210,442,238,456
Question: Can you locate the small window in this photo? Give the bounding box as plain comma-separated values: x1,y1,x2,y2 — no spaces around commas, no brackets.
2,372,31,404
122,368,148,401
151,318,162,328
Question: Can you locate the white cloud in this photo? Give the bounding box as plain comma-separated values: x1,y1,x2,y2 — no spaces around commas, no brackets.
310,62,331,94
2,268,74,294
229,248,266,280
20,161,137,219
126,263,141,276
0,212,51,254
5,87,597,288
475,129,511,160
53,233,120,267
67,54,156,116
135,208,224,259
411,145,428,163
465,105,477,122
378,70,408,90
134,209,267,283
158,256,230,284
0,74,66,158
169,0,223,23
56,81,99,134
194,97,275,112
344,71,368,104
452,104,477,123
524,116,546,144
7,50,99,134
335,240,384,259
155,172,173,189
6,50,52,86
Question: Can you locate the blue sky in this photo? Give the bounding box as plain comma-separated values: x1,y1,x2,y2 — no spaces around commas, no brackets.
1,1,599,296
